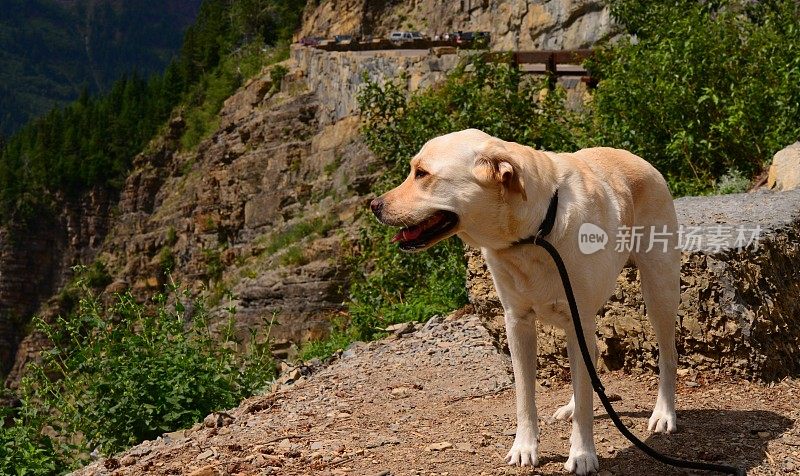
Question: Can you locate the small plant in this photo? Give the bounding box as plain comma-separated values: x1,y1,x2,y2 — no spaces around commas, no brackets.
269,64,289,93
265,217,334,255
84,260,112,289
279,244,307,266
715,169,751,195
158,245,176,274
165,226,178,246
202,247,224,282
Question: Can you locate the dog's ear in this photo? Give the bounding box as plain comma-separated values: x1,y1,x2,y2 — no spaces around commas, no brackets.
473,141,527,202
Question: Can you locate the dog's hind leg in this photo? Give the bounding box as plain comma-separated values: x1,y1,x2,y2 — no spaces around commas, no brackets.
552,394,575,421
552,341,600,422
635,248,680,434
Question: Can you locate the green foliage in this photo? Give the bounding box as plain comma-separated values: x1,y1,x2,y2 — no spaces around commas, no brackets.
202,247,224,282
84,260,112,289
588,0,800,194
269,64,289,93
159,246,176,274
265,217,335,255
7,272,275,470
715,168,751,195
298,320,354,362
0,404,68,475
279,245,308,267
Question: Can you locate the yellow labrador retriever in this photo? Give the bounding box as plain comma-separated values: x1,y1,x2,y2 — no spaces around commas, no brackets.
370,129,679,475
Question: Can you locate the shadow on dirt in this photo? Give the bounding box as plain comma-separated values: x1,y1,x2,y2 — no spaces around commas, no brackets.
598,409,791,474
532,409,791,475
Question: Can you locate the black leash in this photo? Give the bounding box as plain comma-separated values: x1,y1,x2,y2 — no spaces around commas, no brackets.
512,191,744,475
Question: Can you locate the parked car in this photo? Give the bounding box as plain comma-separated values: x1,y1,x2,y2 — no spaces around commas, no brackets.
333,35,353,44
298,36,323,46
410,31,425,40
452,31,491,47
389,31,414,42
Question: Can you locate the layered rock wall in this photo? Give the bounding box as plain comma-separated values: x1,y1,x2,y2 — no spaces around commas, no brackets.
0,189,112,378
292,46,460,125
299,0,617,50
469,189,800,381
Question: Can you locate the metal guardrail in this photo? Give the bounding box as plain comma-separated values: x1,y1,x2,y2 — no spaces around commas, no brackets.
485,49,595,88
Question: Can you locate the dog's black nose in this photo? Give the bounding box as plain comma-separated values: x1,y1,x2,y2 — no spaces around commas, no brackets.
370,197,384,217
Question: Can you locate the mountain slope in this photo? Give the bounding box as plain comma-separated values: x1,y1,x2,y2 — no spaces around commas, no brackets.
0,0,202,136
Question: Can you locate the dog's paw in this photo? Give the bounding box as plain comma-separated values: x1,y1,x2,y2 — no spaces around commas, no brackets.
504,432,539,467
564,450,599,475
648,407,677,433
552,399,575,421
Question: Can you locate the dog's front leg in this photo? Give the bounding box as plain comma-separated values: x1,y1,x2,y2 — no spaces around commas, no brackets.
563,327,599,475
504,309,539,467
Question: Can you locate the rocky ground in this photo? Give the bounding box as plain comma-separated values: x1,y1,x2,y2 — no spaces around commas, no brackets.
73,311,799,476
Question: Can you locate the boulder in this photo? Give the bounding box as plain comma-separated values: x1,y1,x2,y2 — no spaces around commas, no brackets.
768,142,800,191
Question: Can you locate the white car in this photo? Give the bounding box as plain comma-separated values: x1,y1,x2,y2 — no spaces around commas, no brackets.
389,31,414,42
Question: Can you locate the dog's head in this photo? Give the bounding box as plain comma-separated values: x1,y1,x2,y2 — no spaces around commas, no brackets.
371,129,544,251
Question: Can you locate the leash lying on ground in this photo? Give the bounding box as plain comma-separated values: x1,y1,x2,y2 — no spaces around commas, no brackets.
513,191,744,475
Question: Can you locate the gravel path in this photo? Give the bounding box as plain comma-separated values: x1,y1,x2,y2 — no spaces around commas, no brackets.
73,312,800,476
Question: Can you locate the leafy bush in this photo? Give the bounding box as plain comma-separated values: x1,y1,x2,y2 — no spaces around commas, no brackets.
589,0,800,195
3,273,275,472
0,403,68,476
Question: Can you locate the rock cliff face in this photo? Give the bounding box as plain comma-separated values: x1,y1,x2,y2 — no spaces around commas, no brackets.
299,0,617,50
96,74,374,347
292,46,460,125
0,190,112,377
468,189,800,381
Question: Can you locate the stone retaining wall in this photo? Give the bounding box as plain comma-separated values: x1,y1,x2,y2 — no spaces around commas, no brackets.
468,189,800,381
292,46,460,125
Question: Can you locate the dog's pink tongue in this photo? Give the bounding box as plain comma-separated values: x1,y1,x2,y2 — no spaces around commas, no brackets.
392,226,422,243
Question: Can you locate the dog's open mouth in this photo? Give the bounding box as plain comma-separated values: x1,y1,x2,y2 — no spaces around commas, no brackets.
391,211,459,251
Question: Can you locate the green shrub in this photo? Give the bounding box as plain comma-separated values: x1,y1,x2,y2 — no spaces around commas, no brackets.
269,64,289,93
715,169,751,195
588,0,800,194
84,260,112,289
202,247,224,282
0,404,68,475
279,245,307,266
158,245,176,274
8,272,275,470
265,216,334,255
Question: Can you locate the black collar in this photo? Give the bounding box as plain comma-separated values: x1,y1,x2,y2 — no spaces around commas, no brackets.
511,189,558,246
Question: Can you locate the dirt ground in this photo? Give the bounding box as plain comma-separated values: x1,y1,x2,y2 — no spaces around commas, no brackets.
74,313,800,476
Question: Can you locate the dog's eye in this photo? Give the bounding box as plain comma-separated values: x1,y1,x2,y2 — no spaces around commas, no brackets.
415,169,429,179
